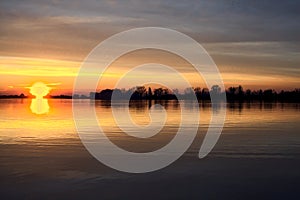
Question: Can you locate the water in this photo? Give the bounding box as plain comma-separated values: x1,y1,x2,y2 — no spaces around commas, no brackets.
1,99,300,199
1,99,299,157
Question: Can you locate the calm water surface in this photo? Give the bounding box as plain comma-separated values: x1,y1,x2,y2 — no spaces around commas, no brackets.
0,99,300,199
1,99,299,156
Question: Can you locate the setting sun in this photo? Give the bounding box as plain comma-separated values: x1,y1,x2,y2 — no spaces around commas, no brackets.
29,82,51,99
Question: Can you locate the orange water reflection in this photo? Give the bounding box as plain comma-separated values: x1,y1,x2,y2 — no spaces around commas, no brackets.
0,99,299,145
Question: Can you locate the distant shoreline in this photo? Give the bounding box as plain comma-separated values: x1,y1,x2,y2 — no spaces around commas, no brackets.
1,85,299,102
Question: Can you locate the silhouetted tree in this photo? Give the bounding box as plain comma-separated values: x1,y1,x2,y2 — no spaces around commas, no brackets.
194,87,202,100
147,87,153,99
211,85,221,95
97,89,113,100
154,88,164,99
237,85,244,100
130,86,147,100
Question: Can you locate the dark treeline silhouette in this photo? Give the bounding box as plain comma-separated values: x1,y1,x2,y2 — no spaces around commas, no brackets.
51,95,73,99
0,93,27,99
90,87,177,101
89,85,300,102
1,85,299,102
225,86,300,102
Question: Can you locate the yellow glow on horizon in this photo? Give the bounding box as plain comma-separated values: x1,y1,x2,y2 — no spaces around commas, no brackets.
0,56,124,78
1,55,299,95
0,56,80,77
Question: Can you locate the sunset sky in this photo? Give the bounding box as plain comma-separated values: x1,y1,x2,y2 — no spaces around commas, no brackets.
0,0,299,95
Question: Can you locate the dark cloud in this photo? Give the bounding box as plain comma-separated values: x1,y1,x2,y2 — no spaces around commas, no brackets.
1,0,299,42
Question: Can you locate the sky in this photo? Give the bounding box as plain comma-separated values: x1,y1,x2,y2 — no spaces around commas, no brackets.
0,0,299,95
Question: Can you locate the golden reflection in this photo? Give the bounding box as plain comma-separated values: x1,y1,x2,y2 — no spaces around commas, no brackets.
29,82,50,114
30,99,49,114
0,99,299,144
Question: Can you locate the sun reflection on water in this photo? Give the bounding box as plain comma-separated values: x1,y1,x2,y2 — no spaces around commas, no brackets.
30,98,49,114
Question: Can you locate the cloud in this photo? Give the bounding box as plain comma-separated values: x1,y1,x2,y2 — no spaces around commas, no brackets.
203,41,300,78
0,0,299,90
0,56,80,77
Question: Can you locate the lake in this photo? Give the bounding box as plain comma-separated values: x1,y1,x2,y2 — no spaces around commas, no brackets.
1,99,300,199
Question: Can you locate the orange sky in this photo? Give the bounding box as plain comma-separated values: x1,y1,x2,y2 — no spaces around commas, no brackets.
1,51,299,96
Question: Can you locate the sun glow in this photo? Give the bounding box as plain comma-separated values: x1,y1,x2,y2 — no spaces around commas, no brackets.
29,82,51,99
29,82,50,114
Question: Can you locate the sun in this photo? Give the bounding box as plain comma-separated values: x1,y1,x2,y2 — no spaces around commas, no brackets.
29,82,51,99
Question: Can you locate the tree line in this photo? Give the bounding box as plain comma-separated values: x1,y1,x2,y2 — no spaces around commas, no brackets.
88,85,300,102
1,85,299,102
